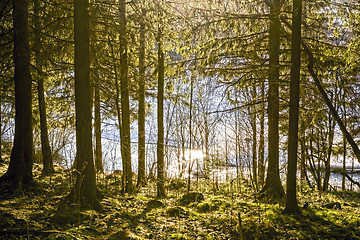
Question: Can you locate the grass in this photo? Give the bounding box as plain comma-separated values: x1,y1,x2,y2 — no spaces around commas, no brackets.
0,162,360,239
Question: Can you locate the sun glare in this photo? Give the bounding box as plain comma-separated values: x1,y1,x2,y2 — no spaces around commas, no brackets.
184,149,204,160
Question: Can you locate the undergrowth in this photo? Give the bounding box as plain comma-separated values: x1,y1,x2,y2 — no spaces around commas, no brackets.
0,163,359,239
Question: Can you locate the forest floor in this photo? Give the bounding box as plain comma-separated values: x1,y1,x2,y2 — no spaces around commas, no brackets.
0,162,360,240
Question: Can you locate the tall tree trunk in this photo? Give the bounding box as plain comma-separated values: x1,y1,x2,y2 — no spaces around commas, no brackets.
299,122,306,192
34,0,54,175
106,34,125,190
204,119,210,178
119,0,132,193
187,64,194,193
258,81,265,188
156,28,166,198
137,8,146,187
251,85,258,190
88,0,103,174
323,112,335,191
68,0,101,210
235,94,240,191
284,0,302,213
94,75,103,173
260,0,284,200
342,108,347,190
0,0,33,192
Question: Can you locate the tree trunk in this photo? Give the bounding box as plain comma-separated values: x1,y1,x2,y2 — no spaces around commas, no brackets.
137,8,146,187
323,112,335,191
106,33,125,190
70,0,101,210
251,85,258,190
0,0,34,193
156,28,166,198
94,75,103,173
119,0,132,193
260,0,284,200
258,82,265,188
187,62,194,193
299,123,306,192
342,110,346,190
34,0,54,175
284,0,301,213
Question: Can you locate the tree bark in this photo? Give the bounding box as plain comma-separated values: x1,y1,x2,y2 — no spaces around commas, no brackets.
0,0,34,192
251,85,258,190
94,74,103,173
157,28,166,198
119,0,132,193
137,8,146,188
260,0,284,200
258,82,265,188
299,123,306,192
187,65,194,193
34,0,54,175
70,0,100,210
284,0,302,213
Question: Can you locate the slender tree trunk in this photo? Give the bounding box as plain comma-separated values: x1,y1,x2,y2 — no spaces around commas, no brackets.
119,0,132,193
187,65,194,193
88,1,103,174
69,0,100,210
204,118,210,178
251,85,258,190
235,108,240,191
258,82,265,187
342,109,347,190
106,34,125,190
225,124,229,183
0,0,33,192
156,28,166,198
34,0,54,175
137,8,146,188
94,75,103,173
284,0,301,213
260,0,284,200
323,113,335,191
299,123,306,192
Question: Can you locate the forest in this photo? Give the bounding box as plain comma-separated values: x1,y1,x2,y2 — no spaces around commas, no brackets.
1,0,360,239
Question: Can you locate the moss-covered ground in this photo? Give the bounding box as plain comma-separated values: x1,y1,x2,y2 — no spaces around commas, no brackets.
0,162,360,239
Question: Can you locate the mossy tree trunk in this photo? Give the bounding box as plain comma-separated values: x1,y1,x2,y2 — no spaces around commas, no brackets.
70,0,101,210
260,0,284,200
0,0,34,192
119,0,132,193
137,8,146,188
284,0,302,213
157,27,166,198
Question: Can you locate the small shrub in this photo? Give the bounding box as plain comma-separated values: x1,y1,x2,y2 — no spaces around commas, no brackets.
166,206,187,217
179,192,204,205
145,199,164,210
197,202,212,212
